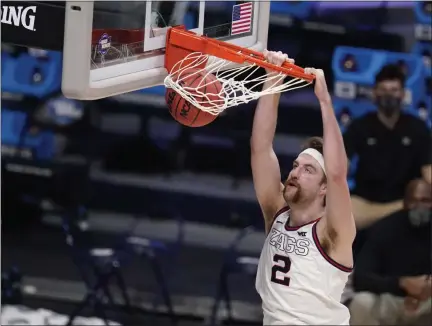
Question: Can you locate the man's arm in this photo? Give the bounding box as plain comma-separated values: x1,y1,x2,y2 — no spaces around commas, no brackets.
251,51,291,233
353,221,405,296
310,68,356,244
354,216,431,299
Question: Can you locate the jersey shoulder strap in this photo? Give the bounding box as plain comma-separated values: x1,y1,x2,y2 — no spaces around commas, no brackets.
269,206,290,229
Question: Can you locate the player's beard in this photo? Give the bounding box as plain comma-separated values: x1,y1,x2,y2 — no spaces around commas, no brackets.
283,179,302,204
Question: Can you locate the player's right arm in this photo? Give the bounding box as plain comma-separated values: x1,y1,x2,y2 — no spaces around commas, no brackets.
251,50,290,233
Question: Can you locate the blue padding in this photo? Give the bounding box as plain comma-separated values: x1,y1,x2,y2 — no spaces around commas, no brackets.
137,85,166,96
1,109,55,160
333,47,426,111
333,100,363,191
270,1,314,19
1,109,27,145
410,43,431,124
414,2,431,25
1,50,62,97
184,13,196,30
333,98,375,121
412,42,432,77
347,178,355,190
1,52,11,79
414,96,432,127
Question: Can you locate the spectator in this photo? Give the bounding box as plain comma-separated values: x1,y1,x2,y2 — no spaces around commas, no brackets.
343,64,432,229
348,179,431,325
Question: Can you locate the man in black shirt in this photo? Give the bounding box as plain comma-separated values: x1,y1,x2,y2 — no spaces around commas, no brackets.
344,64,432,229
348,179,431,325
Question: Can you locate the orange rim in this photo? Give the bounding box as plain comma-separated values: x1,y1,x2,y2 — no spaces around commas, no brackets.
165,26,315,83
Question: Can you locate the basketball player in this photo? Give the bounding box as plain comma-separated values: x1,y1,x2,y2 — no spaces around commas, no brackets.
252,50,356,325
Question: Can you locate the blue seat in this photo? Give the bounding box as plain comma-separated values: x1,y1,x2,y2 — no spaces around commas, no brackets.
1,50,62,98
1,108,56,160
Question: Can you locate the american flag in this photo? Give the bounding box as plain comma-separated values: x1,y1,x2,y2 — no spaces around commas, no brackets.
231,2,253,36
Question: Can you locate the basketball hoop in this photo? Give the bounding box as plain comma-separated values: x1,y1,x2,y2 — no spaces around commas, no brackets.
164,26,315,115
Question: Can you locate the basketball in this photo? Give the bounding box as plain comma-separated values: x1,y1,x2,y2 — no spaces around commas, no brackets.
165,68,223,127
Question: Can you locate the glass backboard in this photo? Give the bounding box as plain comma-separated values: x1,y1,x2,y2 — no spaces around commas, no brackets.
61,1,270,100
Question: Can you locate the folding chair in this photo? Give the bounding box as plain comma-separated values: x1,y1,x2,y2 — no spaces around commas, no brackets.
63,209,183,326
61,208,131,326
122,213,184,325
209,226,260,326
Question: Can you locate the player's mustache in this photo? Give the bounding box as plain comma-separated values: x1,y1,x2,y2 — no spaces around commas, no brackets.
285,178,300,188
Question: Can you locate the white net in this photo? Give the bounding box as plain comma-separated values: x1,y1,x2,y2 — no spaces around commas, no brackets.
164,52,312,115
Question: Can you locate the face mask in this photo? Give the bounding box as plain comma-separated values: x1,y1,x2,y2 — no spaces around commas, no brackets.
408,207,431,227
375,95,402,117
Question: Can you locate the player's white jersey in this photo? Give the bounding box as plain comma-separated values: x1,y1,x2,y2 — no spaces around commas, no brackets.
256,207,352,325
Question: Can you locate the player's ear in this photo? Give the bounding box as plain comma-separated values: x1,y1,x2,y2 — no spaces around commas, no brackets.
319,182,327,195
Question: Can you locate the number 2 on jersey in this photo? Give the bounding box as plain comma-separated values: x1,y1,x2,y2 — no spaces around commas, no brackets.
271,254,291,286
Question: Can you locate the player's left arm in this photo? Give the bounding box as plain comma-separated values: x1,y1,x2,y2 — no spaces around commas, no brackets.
308,68,356,244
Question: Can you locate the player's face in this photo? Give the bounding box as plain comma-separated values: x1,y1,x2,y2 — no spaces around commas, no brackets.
283,154,326,204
